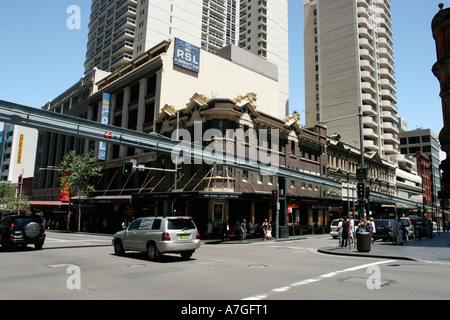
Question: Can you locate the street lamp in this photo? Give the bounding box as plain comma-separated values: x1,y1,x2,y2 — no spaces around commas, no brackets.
319,106,367,220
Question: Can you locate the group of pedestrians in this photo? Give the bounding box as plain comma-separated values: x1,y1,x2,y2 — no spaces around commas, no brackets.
389,215,405,246
219,218,273,242
337,216,376,247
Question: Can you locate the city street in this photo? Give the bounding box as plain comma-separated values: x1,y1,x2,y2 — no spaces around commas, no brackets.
1,231,449,305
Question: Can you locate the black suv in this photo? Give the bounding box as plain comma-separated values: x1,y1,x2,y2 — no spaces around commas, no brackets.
0,215,46,250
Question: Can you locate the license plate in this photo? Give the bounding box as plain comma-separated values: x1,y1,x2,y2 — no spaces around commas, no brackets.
180,234,189,239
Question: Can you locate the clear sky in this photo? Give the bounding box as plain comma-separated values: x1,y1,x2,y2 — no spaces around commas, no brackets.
0,0,446,142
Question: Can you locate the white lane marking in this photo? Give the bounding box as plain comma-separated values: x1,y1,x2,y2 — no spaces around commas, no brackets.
242,259,396,300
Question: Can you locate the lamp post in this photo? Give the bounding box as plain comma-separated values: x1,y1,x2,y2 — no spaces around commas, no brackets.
319,106,366,220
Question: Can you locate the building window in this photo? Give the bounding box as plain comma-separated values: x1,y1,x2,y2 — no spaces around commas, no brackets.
242,170,248,182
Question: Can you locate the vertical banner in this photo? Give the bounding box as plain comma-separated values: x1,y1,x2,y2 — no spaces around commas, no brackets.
60,171,71,202
17,134,24,164
98,93,111,160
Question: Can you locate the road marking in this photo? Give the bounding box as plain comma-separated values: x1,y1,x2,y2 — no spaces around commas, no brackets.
242,259,396,300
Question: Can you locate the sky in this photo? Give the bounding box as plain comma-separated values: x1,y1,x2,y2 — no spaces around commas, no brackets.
0,0,446,144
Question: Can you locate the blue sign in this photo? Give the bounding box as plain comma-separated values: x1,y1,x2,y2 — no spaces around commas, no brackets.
174,38,200,73
98,93,110,161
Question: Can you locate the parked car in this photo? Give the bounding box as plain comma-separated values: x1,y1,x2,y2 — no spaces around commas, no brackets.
330,219,339,238
330,218,360,239
400,217,415,240
0,214,46,250
373,219,391,241
406,216,427,238
112,216,201,261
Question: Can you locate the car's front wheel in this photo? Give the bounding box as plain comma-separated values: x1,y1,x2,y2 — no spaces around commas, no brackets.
114,240,125,256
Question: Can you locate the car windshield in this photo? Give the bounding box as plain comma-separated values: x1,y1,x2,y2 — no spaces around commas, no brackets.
331,220,339,226
168,218,196,230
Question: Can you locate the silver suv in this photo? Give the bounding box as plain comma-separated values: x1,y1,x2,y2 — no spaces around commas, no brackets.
112,216,200,260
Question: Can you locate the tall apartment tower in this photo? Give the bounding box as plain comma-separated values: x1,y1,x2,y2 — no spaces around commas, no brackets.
304,0,399,157
238,0,290,116
84,0,289,116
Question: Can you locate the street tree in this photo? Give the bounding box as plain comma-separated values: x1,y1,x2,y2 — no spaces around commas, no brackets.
58,150,102,232
0,182,31,215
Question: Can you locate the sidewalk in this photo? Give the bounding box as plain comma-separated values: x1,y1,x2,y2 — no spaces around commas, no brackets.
317,231,450,262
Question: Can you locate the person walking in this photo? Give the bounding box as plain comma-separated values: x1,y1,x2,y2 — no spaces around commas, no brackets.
397,219,404,246
337,218,343,247
341,217,349,247
262,219,269,240
240,219,247,242
222,219,229,242
389,215,399,245
266,222,273,240
369,218,376,243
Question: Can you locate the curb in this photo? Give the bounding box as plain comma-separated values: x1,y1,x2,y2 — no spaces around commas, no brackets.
317,246,416,261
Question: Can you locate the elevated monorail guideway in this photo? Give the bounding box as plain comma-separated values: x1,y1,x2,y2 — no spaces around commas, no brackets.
0,99,341,189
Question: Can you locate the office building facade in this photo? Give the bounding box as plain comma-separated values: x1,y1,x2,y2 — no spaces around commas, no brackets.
303,0,399,157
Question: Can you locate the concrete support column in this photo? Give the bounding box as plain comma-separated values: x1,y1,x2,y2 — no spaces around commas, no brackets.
120,87,130,158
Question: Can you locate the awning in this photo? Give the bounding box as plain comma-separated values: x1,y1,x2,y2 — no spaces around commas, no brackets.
31,201,69,206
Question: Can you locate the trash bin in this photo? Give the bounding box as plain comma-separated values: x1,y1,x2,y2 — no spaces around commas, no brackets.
357,232,371,252
279,226,289,238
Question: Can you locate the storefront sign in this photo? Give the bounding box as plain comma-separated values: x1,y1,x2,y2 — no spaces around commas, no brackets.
174,38,200,73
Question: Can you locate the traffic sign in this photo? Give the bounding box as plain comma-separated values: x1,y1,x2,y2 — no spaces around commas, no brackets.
356,168,367,181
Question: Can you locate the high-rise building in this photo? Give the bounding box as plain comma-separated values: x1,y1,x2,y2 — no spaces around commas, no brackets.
303,0,399,157
399,129,441,200
0,124,38,182
84,0,288,117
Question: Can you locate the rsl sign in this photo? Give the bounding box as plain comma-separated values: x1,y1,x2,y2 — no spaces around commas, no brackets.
173,38,200,73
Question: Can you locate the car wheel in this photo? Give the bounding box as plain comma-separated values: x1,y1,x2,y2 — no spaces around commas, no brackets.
180,251,193,260
114,240,125,256
147,242,159,261
24,222,40,239
1,238,10,251
35,242,43,250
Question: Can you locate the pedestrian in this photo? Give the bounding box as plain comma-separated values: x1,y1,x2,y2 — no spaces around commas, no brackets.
222,219,229,241
248,219,255,236
337,218,343,247
369,218,376,243
348,216,356,246
266,222,273,240
397,219,404,246
262,219,269,240
207,220,213,238
389,214,399,245
341,216,349,247
357,219,366,233
234,220,241,240
240,219,247,241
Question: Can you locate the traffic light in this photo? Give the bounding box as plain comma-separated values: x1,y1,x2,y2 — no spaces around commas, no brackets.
171,202,180,215
357,182,365,199
123,161,134,175
271,189,278,201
